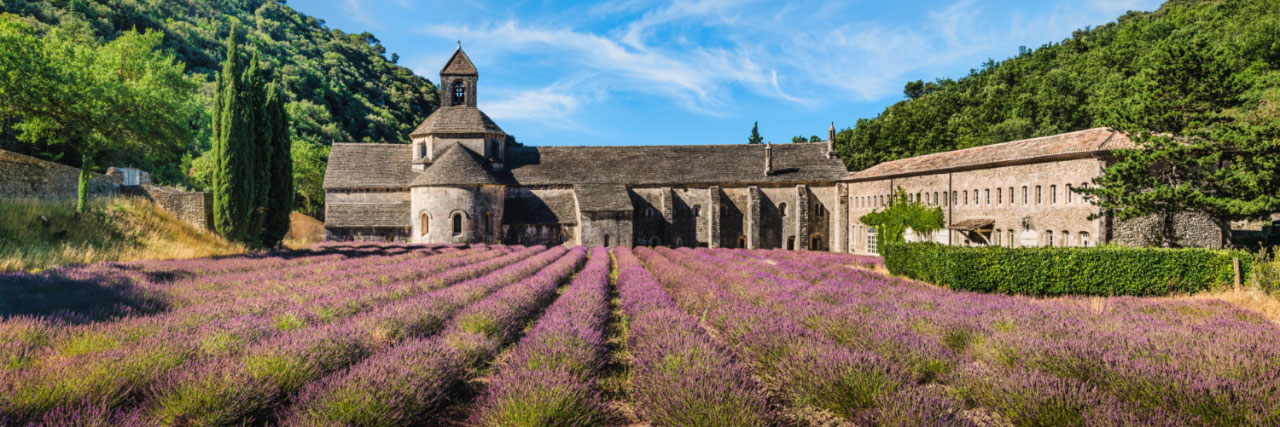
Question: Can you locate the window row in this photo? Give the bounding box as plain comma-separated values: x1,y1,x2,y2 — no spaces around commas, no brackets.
990,229,1092,248
418,211,496,237
853,183,1092,210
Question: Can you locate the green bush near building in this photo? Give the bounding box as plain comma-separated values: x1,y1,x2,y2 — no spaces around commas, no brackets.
883,243,1252,296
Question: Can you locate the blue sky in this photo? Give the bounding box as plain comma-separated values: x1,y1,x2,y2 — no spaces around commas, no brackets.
289,0,1164,146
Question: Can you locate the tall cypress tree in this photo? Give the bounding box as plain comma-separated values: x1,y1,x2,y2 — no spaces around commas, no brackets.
212,22,255,243
261,81,293,248
242,53,269,247
748,122,763,144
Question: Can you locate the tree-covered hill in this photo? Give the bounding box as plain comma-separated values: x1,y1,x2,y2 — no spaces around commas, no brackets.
834,0,1280,172
1,0,439,215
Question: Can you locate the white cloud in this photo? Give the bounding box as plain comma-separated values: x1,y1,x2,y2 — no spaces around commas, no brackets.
341,0,380,28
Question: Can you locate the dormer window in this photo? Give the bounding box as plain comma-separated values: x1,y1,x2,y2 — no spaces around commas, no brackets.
452,80,466,106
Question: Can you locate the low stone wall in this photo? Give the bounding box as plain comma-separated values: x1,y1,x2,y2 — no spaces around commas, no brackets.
1113,212,1225,249
1,148,212,231
0,149,119,200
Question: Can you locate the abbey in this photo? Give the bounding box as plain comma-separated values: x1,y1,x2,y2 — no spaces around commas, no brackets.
323,46,1227,251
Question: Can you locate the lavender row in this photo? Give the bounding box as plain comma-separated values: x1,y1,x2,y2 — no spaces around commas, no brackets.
690,248,1280,425
1,245,499,375
1,246,546,425
468,246,614,426
281,246,586,426
612,247,776,426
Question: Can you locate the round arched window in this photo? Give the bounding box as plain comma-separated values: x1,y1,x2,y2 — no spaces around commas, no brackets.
420,212,429,236
452,80,466,105
452,212,464,236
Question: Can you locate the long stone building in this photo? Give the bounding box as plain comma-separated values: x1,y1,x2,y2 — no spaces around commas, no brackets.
323,46,1226,252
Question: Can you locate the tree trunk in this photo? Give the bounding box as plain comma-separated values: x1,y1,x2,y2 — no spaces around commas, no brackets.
77,152,92,213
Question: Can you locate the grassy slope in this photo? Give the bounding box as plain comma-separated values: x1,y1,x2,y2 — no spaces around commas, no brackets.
0,197,242,272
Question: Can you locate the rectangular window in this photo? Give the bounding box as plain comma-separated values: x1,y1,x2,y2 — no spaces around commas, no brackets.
1022,186,1028,205
997,188,1002,205
1008,230,1015,248
1066,184,1073,204
1051,185,1057,204
934,192,939,206
964,191,969,206
1036,186,1042,205
1009,187,1015,205
867,227,878,254
985,189,990,205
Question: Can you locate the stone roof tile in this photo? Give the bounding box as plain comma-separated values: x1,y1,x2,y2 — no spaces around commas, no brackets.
410,144,501,186
409,106,504,137
846,128,1133,181
441,47,477,75
323,143,414,189
505,143,847,186
326,202,409,228
574,184,633,212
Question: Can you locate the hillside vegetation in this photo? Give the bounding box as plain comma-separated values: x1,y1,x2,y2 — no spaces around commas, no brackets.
834,0,1280,171
0,197,241,272
0,0,440,216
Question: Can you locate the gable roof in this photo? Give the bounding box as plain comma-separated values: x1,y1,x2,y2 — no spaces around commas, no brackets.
846,128,1134,181
323,143,415,189
409,106,505,137
574,184,633,212
503,142,847,186
410,144,501,186
441,47,477,75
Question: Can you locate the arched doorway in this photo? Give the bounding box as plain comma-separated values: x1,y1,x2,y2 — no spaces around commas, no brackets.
809,235,823,250
737,236,746,248
786,236,795,250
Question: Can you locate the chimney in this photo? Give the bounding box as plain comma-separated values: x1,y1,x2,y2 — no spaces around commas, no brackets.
827,121,836,158
764,141,773,176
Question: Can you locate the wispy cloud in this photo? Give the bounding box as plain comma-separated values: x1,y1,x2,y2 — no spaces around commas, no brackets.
341,0,380,29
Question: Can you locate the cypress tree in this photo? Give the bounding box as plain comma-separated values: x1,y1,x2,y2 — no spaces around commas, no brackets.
242,53,269,247
748,122,763,144
261,82,293,248
212,22,255,243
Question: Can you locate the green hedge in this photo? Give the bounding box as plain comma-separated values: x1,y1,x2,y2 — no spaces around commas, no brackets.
882,243,1253,296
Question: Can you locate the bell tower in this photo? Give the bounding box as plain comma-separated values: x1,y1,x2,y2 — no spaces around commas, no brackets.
441,43,478,108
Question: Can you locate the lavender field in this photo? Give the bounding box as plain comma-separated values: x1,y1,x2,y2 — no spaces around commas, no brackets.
1,243,1277,426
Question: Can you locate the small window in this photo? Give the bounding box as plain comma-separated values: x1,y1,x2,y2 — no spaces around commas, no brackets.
1022,186,1029,205
1046,231,1054,247
603,234,610,247
995,229,1001,246
985,189,990,205
1036,186,1042,205
934,192,939,206
675,237,683,247
964,191,969,206
452,212,464,236
646,207,657,218
693,205,702,217
737,236,746,248
1050,185,1057,204
650,236,661,247
1066,184,1073,204
786,236,795,250
1061,230,1070,247
484,211,493,235
452,80,466,105
1008,187,1014,205
997,188,1003,205
1080,232,1091,247
809,235,822,250
815,204,825,218
420,212,429,236
780,203,788,217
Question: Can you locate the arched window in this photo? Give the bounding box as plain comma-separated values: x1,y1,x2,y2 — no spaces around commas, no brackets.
1022,186,1029,205
452,212,464,236
809,235,823,250
646,207,657,218
1008,230,1014,248
786,236,795,250
484,211,493,235
997,188,1003,205
934,192,939,205
693,205,702,217
1046,231,1054,247
603,234,610,247
815,204,825,218
1061,230,1070,247
675,237,683,247
420,212,429,236
1066,184,1073,204
737,236,746,248
985,189,990,205
1050,185,1057,204
964,191,969,206
1036,185,1042,204
650,237,661,247
780,203,788,217
452,80,466,105
867,227,878,253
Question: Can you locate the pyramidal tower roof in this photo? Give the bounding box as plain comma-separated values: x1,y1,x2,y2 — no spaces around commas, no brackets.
410,144,500,186
441,45,477,75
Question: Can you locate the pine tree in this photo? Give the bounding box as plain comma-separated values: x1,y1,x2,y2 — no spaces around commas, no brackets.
261,82,293,248
212,22,255,243
748,122,763,144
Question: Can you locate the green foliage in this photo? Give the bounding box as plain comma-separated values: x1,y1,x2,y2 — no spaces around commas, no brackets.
1,0,439,217
263,82,293,247
1251,248,1280,294
836,0,1280,185
0,13,199,212
883,243,1253,296
860,189,945,253
748,121,763,144
212,23,255,244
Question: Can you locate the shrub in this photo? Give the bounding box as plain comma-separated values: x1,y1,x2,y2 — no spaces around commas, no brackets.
883,243,1252,296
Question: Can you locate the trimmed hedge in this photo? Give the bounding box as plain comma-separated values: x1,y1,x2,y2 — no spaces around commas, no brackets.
882,243,1252,296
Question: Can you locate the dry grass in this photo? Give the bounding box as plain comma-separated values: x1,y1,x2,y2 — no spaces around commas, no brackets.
0,196,242,272
1180,288,1280,324
284,211,326,249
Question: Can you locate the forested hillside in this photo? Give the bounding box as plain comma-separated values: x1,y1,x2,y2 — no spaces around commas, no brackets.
834,0,1280,172
0,0,439,216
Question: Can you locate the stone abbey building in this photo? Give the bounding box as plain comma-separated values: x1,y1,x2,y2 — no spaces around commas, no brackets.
324,47,1226,252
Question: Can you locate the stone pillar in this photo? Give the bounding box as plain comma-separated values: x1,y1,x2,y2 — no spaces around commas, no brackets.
796,185,809,250
708,186,721,248
746,186,761,249
835,183,848,253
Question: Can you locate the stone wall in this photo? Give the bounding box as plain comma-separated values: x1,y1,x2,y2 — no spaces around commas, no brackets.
1,148,212,231
0,149,119,200
1112,212,1226,249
